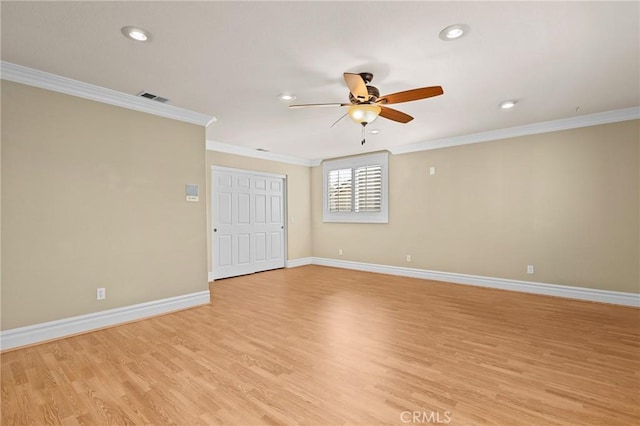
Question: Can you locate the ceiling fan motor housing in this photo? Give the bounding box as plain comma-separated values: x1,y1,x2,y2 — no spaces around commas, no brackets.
359,72,374,84
349,85,380,104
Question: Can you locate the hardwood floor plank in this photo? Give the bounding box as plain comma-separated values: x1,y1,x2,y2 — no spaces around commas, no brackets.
2,266,639,425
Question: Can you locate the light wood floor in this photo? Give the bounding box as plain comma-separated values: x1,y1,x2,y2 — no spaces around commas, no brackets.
2,266,639,425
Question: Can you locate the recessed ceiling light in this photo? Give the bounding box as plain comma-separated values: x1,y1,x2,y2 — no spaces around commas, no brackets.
370,129,380,134
439,24,469,41
278,93,296,102
121,26,151,42
500,100,517,109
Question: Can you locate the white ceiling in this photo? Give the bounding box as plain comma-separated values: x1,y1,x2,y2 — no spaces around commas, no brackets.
2,1,639,160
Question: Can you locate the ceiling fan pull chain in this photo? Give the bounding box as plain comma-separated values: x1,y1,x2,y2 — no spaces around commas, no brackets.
361,123,366,145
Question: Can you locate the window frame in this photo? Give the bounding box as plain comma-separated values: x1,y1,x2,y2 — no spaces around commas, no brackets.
322,152,389,223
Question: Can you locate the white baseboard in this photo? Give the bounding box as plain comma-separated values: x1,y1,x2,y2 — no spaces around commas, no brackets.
208,271,215,282
286,257,314,268
0,290,210,351
5,261,634,351
310,257,640,307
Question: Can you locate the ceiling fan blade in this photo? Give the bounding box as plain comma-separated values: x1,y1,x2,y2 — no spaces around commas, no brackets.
377,86,444,105
288,103,348,109
343,73,369,101
330,112,349,128
379,106,414,123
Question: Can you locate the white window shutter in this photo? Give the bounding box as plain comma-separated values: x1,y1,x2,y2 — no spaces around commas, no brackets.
354,165,382,212
322,152,388,223
328,168,352,212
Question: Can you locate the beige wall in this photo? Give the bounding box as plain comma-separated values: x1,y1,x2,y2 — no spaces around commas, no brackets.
312,120,639,293
1,81,208,330
2,80,637,335
205,152,312,272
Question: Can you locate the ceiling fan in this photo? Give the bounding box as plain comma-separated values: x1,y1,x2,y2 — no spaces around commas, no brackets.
289,72,444,144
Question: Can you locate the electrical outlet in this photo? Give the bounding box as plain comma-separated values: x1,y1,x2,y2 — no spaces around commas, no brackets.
527,265,535,274
406,254,412,262
97,287,106,300
429,166,436,176
339,248,343,256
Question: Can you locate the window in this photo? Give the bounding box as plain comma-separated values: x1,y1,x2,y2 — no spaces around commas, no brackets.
323,152,388,223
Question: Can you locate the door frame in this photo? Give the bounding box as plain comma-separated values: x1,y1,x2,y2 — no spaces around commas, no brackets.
210,165,288,280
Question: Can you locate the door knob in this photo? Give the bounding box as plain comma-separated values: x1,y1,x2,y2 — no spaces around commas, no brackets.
214,228,217,232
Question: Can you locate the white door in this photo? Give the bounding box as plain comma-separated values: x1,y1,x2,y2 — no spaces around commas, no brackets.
212,167,285,280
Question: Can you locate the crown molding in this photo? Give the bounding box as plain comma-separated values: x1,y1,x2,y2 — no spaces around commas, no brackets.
206,140,322,167
389,106,640,155
1,61,215,127
208,107,638,165
9,57,631,158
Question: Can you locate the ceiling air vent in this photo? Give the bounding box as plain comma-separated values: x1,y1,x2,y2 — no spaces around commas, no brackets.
137,91,170,103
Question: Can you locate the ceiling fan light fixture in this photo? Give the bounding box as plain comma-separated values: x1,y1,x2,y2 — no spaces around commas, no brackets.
121,26,151,42
439,24,468,41
348,104,381,125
